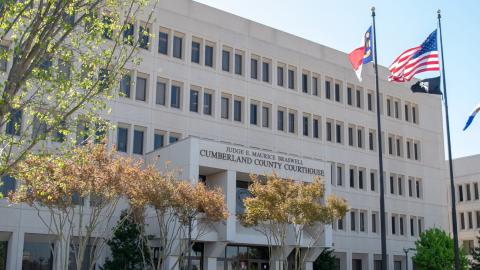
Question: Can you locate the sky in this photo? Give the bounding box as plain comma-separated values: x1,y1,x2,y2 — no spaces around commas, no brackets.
195,0,480,159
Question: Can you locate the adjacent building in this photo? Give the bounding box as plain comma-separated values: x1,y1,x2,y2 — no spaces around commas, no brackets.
0,0,450,269
453,154,480,255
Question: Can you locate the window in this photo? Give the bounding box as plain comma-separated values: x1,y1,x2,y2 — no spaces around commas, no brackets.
335,122,343,144
459,185,464,202
326,121,332,142
303,115,309,136
360,212,365,232
405,103,410,121
469,212,473,229
394,100,400,119
5,109,22,136
351,211,356,231
476,211,480,228
369,130,375,151
222,49,230,72
221,97,230,119
338,217,344,230
117,127,128,152
475,183,479,200
32,116,47,140
169,134,180,144
158,30,169,55
372,213,377,233
251,58,258,79
387,98,392,117
262,106,270,128
288,69,295,90
358,169,364,189
410,217,415,236
171,85,181,109
367,92,373,111
398,177,403,196
407,140,412,159
22,241,53,270
136,76,147,101
0,45,8,71
173,35,183,59
277,109,284,131
156,80,166,105
460,213,465,230
325,80,331,100
262,61,270,83
139,25,150,49
400,217,404,235
205,44,214,67
102,16,113,39
396,137,402,157
390,175,395,194
392,216,396,235
388,136,394,155
336,165,343,186
418,218,423,234
467,184,472,201
235,52,243,75
277,66,284,86
203,92,213,115
347,86,353,105
409,178,414,197
416,180,421,199
190,89,199,112
334,82,341,102
191,41,200,63
234,99,242,122
370,171,376,191
312,76,319,96
120,74,131,98
414,141,420,160
357,128,363,148
412,105,418,124
133,129,144,155
1,175,16,197
288,112,295,133
349,168,355,188
154,132,164,150
348,126,354,146
302,73,308,93
313,118,320,139
250,104,258,125
356,89,362,108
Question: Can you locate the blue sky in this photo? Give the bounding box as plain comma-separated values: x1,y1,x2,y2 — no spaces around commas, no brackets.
195,0,480,159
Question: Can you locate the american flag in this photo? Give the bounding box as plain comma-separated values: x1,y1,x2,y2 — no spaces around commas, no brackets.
388,30,439,82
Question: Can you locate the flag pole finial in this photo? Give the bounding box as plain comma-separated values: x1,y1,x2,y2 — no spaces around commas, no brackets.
438,9,441,19
371,6,375,16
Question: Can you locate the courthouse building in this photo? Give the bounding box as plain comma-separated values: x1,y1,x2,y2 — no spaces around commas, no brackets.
453,154,480,255
0,0,450,269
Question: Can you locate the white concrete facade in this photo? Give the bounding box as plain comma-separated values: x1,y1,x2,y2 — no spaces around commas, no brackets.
0,0,450,269
453,154,480,255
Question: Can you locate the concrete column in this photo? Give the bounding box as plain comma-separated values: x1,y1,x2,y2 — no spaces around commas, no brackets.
6,230,24,270
203,241,226,270
367,253,374,270
346,251,352,270
204,257,217,270
388,253,394,270
207,170,236,241
304,261,313,270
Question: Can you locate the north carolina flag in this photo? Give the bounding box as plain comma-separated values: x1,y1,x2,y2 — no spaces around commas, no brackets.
463,104,480,131
349,26,373,82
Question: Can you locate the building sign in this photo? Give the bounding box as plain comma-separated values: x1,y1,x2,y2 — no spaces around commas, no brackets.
199,145,324,176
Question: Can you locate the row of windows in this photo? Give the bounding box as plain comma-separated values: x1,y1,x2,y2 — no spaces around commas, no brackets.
334,209,425,238
459,211,480,231
457,182,480,202
330,162,424,199
132,24,421,124
116,124,181,155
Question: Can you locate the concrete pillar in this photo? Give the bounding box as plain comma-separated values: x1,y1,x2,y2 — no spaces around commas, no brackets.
203,241,226,270
346,251,352,270
388,253,394,270
207,170,236,241
367,253,374,270
204,257,217,270
304,261,313,270
7,230,24,270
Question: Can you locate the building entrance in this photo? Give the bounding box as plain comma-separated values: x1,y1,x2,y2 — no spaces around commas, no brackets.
221,245,269,270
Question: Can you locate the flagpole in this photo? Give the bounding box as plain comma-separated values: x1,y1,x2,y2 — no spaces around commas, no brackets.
371,7,388,270
438,9,460,270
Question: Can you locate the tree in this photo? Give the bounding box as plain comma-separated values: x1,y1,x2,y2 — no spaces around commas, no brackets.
0,0,156,182
127,168,229,270
470,239,480,270
313,248,337,270
412,228,468,270
102,209,151,270
240,173,348,270
10,143,146,270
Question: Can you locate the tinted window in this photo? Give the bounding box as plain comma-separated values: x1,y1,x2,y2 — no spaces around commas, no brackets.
190,90,199,112
277,67,284,86
173,36,183,59
191,41,200,63
277,110,284,131
171,85,181,108
205,45,213,67
120,74,131,98
136,77,146,101
154,133,164,150
235,54,242,75
0,175,16,197
203,93,212,115
288,69,295,89
156,81,166,105
139,26,149,49
221,97,229,119
133,130,144,155
250,59,258,79
262,62,269,82
158,32,168,55
117,127,128,152
222,50,230,72
288,113,295,133
234,100,242,122
250,104,258,125
5,109,22,136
